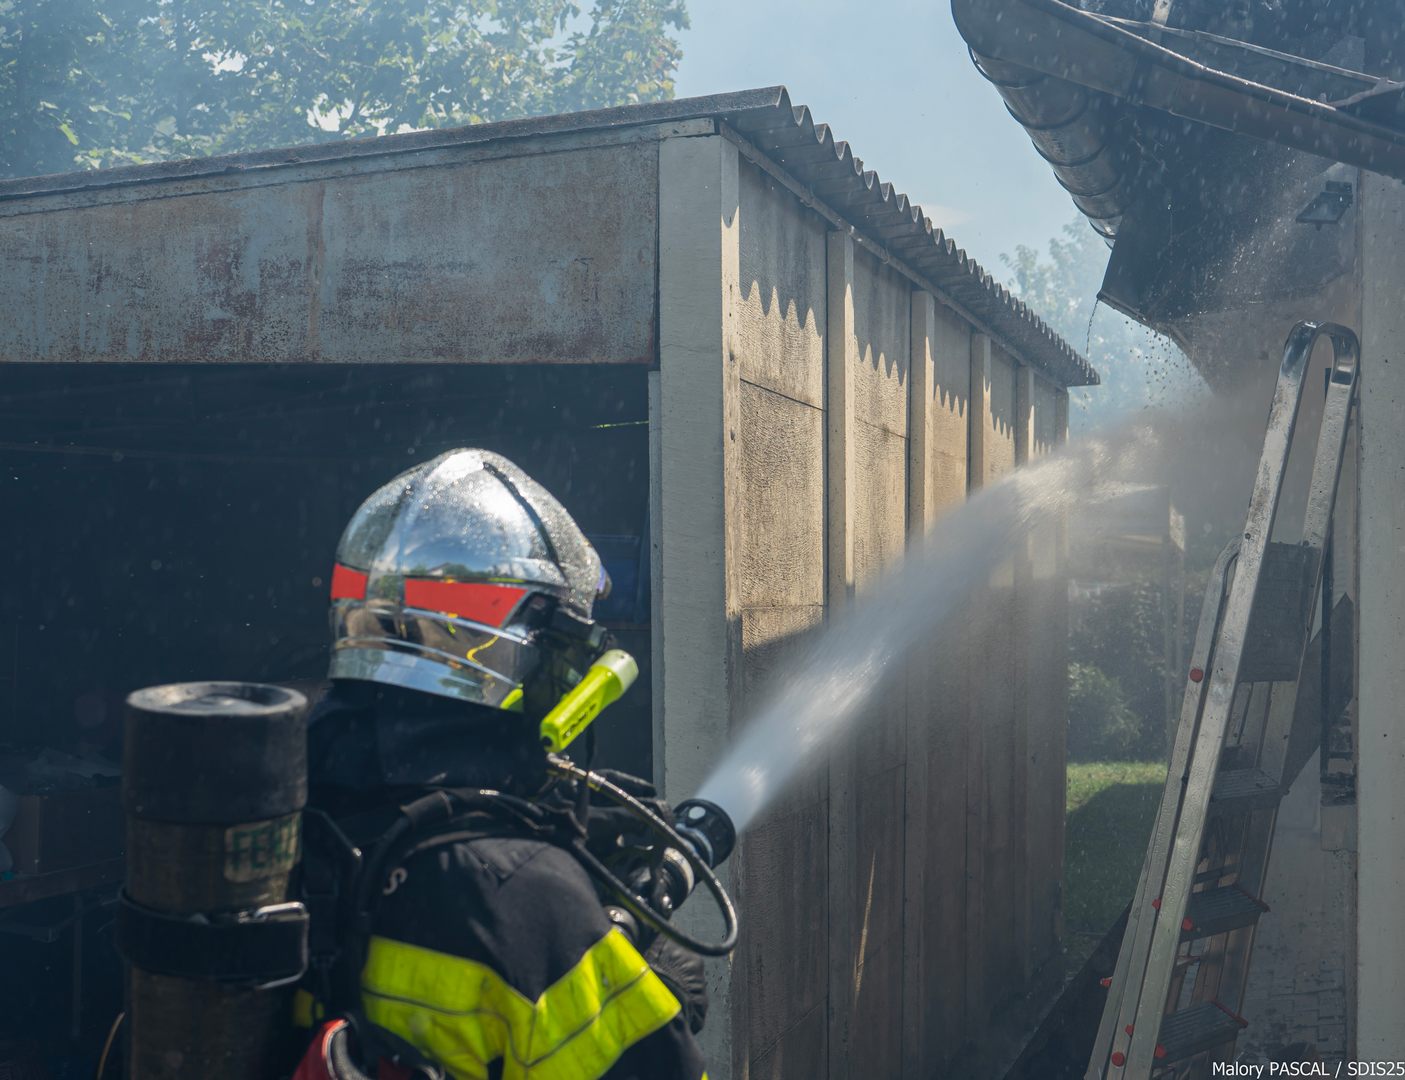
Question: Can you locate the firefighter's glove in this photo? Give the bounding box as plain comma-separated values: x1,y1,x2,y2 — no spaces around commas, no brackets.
585,769,672,858
644,936,708,1035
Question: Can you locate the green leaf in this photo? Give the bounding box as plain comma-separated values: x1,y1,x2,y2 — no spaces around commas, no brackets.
0,0,687,178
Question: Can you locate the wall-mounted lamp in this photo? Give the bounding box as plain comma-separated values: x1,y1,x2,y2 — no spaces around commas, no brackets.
1296,180,1354,226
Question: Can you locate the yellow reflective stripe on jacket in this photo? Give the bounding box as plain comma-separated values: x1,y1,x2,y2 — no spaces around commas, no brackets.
361,927,682,1080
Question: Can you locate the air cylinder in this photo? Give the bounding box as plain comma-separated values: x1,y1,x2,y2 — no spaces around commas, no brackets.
120,682,309,1079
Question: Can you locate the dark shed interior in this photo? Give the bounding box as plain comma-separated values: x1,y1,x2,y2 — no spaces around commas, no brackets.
0,362,652,1069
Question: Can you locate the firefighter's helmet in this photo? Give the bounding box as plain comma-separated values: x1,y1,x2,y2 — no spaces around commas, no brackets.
328,449,609,712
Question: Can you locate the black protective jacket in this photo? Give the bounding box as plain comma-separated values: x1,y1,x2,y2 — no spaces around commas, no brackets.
306,682,708,1080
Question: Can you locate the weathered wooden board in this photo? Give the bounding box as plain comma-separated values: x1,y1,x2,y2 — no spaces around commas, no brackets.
738,383,825,611
736,160,826,408
1023,373,1069,972
852,247,911,438
732,163,831,1079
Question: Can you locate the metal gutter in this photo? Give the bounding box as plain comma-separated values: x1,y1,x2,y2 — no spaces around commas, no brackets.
968,51,1131,238
952,0,1405,181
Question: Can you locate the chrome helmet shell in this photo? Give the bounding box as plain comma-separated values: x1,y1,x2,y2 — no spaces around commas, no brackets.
328,449,606,707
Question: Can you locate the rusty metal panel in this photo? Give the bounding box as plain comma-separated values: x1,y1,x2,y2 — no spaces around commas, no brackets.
0,185,318,362
0,143,658,365
316,145,657,364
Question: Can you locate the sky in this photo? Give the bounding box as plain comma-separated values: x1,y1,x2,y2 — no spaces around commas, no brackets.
672,0,1077,280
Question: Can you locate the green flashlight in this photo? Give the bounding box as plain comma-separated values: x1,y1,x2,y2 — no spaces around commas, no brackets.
539,649,638,753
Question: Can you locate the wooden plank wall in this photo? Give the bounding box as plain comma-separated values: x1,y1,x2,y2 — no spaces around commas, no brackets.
969,339,1022,1025
837,241,912,1080
657,136,1073,1079
1025,375,1071,971
732,152,831,1080
909,297,977,1074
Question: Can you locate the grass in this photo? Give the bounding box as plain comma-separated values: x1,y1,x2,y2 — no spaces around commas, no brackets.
1064,761,1168,935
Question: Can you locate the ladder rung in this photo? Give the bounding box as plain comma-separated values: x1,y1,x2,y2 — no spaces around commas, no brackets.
1157,1001,1247,1063
1210,768,1280,813
1182,886,1268,940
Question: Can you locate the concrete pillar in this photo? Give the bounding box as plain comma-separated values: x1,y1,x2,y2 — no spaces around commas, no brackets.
902,291,936,1077
907,292,936,538
1355,168,1405,1059
1014,365,1035,467
1012,364,1036,979
654,132,742,1076
827,230,857,609
964,331,993,1023
826,227,858,1080
969,333,994,493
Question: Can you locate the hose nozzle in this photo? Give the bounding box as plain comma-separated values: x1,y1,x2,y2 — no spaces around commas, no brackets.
671,799,736,869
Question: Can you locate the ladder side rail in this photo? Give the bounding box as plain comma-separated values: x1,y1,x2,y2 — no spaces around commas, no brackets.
1118,322,1324,1077
1231,331,1357,908
1299,329,1361,556
1206,335,1359,1026
1087,539,1240,1078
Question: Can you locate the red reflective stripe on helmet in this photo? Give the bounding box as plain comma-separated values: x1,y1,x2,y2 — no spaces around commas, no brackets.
403,580,528,626
330,564,368,601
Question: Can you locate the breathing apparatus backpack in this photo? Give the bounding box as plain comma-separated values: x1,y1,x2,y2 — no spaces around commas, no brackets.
291,786,570,1080
114,677,738,1080
289,765,739,1080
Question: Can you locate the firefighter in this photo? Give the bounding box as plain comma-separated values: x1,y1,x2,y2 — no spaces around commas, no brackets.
294,449,709,1080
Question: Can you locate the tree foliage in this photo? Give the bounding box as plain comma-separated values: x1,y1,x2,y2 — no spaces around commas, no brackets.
1066,661,1143,762
1003,216,1202,431
1070,581,1171,757
0,0,688,178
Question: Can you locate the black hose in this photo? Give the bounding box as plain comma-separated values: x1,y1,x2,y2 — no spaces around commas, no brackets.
547,758,740,958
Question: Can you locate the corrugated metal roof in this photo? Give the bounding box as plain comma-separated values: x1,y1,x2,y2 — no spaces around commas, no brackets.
717,89,1098,387
0,86,1097,387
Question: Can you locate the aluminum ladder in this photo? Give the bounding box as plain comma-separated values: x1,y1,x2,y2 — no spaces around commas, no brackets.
1087,321,1360,1079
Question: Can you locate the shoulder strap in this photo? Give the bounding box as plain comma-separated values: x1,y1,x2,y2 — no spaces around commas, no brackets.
304,787,575,1017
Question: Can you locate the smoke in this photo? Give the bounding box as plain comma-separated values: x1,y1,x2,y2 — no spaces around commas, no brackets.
691,367,1301,834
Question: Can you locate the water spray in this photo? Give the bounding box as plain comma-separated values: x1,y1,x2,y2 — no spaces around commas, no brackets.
693,424,1167,836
